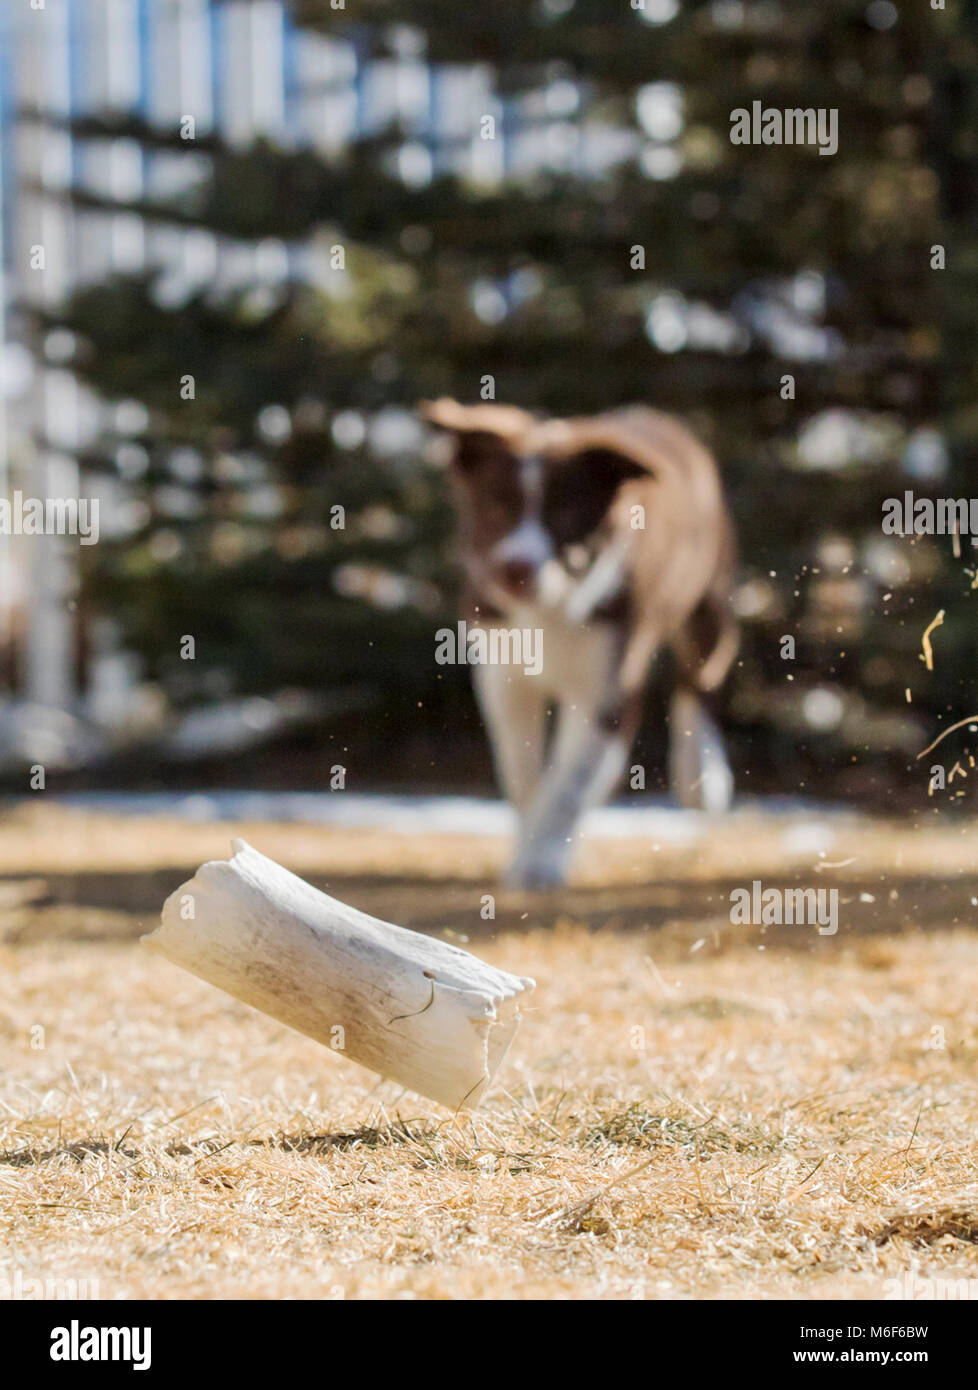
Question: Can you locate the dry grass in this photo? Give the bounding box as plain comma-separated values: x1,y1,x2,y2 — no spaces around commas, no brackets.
2,802,978,1300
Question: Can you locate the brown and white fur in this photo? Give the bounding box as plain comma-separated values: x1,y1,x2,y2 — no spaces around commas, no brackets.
422,398,739,890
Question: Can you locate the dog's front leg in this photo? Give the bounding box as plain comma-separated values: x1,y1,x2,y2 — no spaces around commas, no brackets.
471,661,547,816
506,700,634,890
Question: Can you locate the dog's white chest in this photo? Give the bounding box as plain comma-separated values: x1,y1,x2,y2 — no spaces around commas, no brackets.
507,603,621,704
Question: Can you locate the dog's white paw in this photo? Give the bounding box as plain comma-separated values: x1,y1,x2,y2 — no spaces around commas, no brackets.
675,755,734,813
505,842,570,891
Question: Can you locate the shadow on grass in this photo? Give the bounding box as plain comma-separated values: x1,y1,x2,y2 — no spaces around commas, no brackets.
1,861,976,947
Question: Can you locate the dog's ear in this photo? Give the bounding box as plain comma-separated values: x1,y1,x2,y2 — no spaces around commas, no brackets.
453,430,517,474
418,397,468,431
418,399,526,475
418,399,534,439
569,447,648,490
419,399,474,470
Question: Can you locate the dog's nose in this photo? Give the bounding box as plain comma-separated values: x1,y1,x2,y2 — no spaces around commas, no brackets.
494,559,536,593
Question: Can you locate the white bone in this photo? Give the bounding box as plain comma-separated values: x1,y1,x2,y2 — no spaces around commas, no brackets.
144,840,534,1110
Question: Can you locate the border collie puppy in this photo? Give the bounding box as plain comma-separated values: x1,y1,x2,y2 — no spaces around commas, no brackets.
422,398,738,889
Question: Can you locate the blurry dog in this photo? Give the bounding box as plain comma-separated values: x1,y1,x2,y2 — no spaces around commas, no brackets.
422,398,738,889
